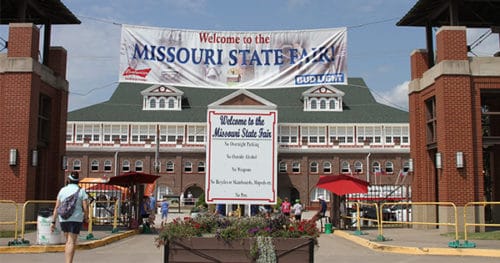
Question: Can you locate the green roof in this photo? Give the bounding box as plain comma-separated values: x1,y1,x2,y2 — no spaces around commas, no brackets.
68,78,408,124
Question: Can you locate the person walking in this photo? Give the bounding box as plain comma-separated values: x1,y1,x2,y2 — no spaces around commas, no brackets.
281,197,291,217
51,172,89,263
160,198,169,226
292,199,303,221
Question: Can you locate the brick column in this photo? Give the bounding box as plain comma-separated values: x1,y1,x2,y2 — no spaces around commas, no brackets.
7,23,39,59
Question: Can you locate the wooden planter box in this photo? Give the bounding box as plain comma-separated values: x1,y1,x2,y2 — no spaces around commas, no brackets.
164,237,314,263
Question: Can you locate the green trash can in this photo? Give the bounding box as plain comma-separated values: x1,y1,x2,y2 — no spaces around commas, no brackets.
324,223,332,234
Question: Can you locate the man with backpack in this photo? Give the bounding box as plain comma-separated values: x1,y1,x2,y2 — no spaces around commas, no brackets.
51,172,89,263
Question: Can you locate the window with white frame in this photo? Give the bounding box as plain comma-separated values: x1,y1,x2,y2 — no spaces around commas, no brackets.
159,98,166,108
311,188,331,201
279,162,287,173
385,161,394,174
403,160,410,172
187,125,206,143
135,160,143,172
278,126,298,144
157,184,172,199
73,159,81,171
372,162,381,175
354,161,363,173
292,162,300,173
104,160,112,171
103,124,128,143
66,124,73,142
310,99,317,109
122,160,130,172
329,126,354,144
198,161,205,172
341,161,350,173
167,98,176,109
159,125,184,143
75,123,101,142
357,126,382,144
91,160,99,171
166,161,174,172
131,124,156,143
319,99,326,109
301,126,326,144
384,126,410,145
310,161,318,173
184,161,192,172
149,98,156,109
323,161,332,173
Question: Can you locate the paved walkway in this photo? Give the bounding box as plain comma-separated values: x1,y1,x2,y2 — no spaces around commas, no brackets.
1,210,500,260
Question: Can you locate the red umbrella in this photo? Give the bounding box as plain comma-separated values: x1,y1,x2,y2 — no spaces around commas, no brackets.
107,171,160,186
316,174,369,196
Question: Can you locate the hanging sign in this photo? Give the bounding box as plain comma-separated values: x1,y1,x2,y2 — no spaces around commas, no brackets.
119,25,347,88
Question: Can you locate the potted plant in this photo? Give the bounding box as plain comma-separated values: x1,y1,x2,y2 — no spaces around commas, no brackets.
156,213,319,262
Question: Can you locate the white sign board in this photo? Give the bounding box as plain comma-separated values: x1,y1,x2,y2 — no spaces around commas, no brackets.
206,110,277,204
119,25,347,88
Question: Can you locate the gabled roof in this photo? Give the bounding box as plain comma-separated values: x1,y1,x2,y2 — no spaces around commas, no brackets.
68,77,408,124
208,89,277,110
397,0,500,28
0,0,80,25
302,85,345,97
140,85,183,96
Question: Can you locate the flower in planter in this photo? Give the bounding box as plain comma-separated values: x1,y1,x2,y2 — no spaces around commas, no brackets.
156,213,320,247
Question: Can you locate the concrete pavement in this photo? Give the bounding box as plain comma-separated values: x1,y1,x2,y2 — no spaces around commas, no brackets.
1,210,500,261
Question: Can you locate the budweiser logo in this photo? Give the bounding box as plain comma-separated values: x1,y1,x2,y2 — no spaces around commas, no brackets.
122,67,151,78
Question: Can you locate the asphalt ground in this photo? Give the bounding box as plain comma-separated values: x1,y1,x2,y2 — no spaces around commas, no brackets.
1,211,500,262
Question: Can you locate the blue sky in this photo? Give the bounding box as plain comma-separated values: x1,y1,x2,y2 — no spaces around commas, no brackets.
14,0,500,111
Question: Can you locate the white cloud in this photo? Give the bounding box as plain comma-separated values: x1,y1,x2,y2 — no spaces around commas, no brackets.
374,81,409,111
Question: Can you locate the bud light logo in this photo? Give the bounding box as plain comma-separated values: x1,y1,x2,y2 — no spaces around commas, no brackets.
295,73,345,85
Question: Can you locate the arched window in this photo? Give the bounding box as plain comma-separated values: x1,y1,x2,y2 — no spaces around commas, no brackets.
135,160,143,172
149,98,156,109
91,160,99,171
184,161,192,172
329,99,336,109
310,188,331,201
73,160,81,171
168,98,175,109
403,160,410,172
279,162,287,173
310,99,317,109
292,162,300,173
385,161,394,174
104,160,112,171
341,161,350,173
319,99,326,109
354,161,363,173
159,98,166,108
323,161,332,174
122,160,130,172
198,161,205,172
372,161,381,173
309,162,318,173
166,161,174,172
310,161,318,173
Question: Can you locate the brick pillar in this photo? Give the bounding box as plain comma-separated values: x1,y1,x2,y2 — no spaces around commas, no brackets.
47,47,68,78
436,26,467,63
7,23,39,59
410,49,428,80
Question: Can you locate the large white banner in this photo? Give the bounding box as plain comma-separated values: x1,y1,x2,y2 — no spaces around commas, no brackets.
206,110,277,204
119,25,347,88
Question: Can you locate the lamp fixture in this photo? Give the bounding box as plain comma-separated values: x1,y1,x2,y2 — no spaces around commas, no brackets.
456,152,464,168
32,150,38,167
9,149,17,166
435,152,442,169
